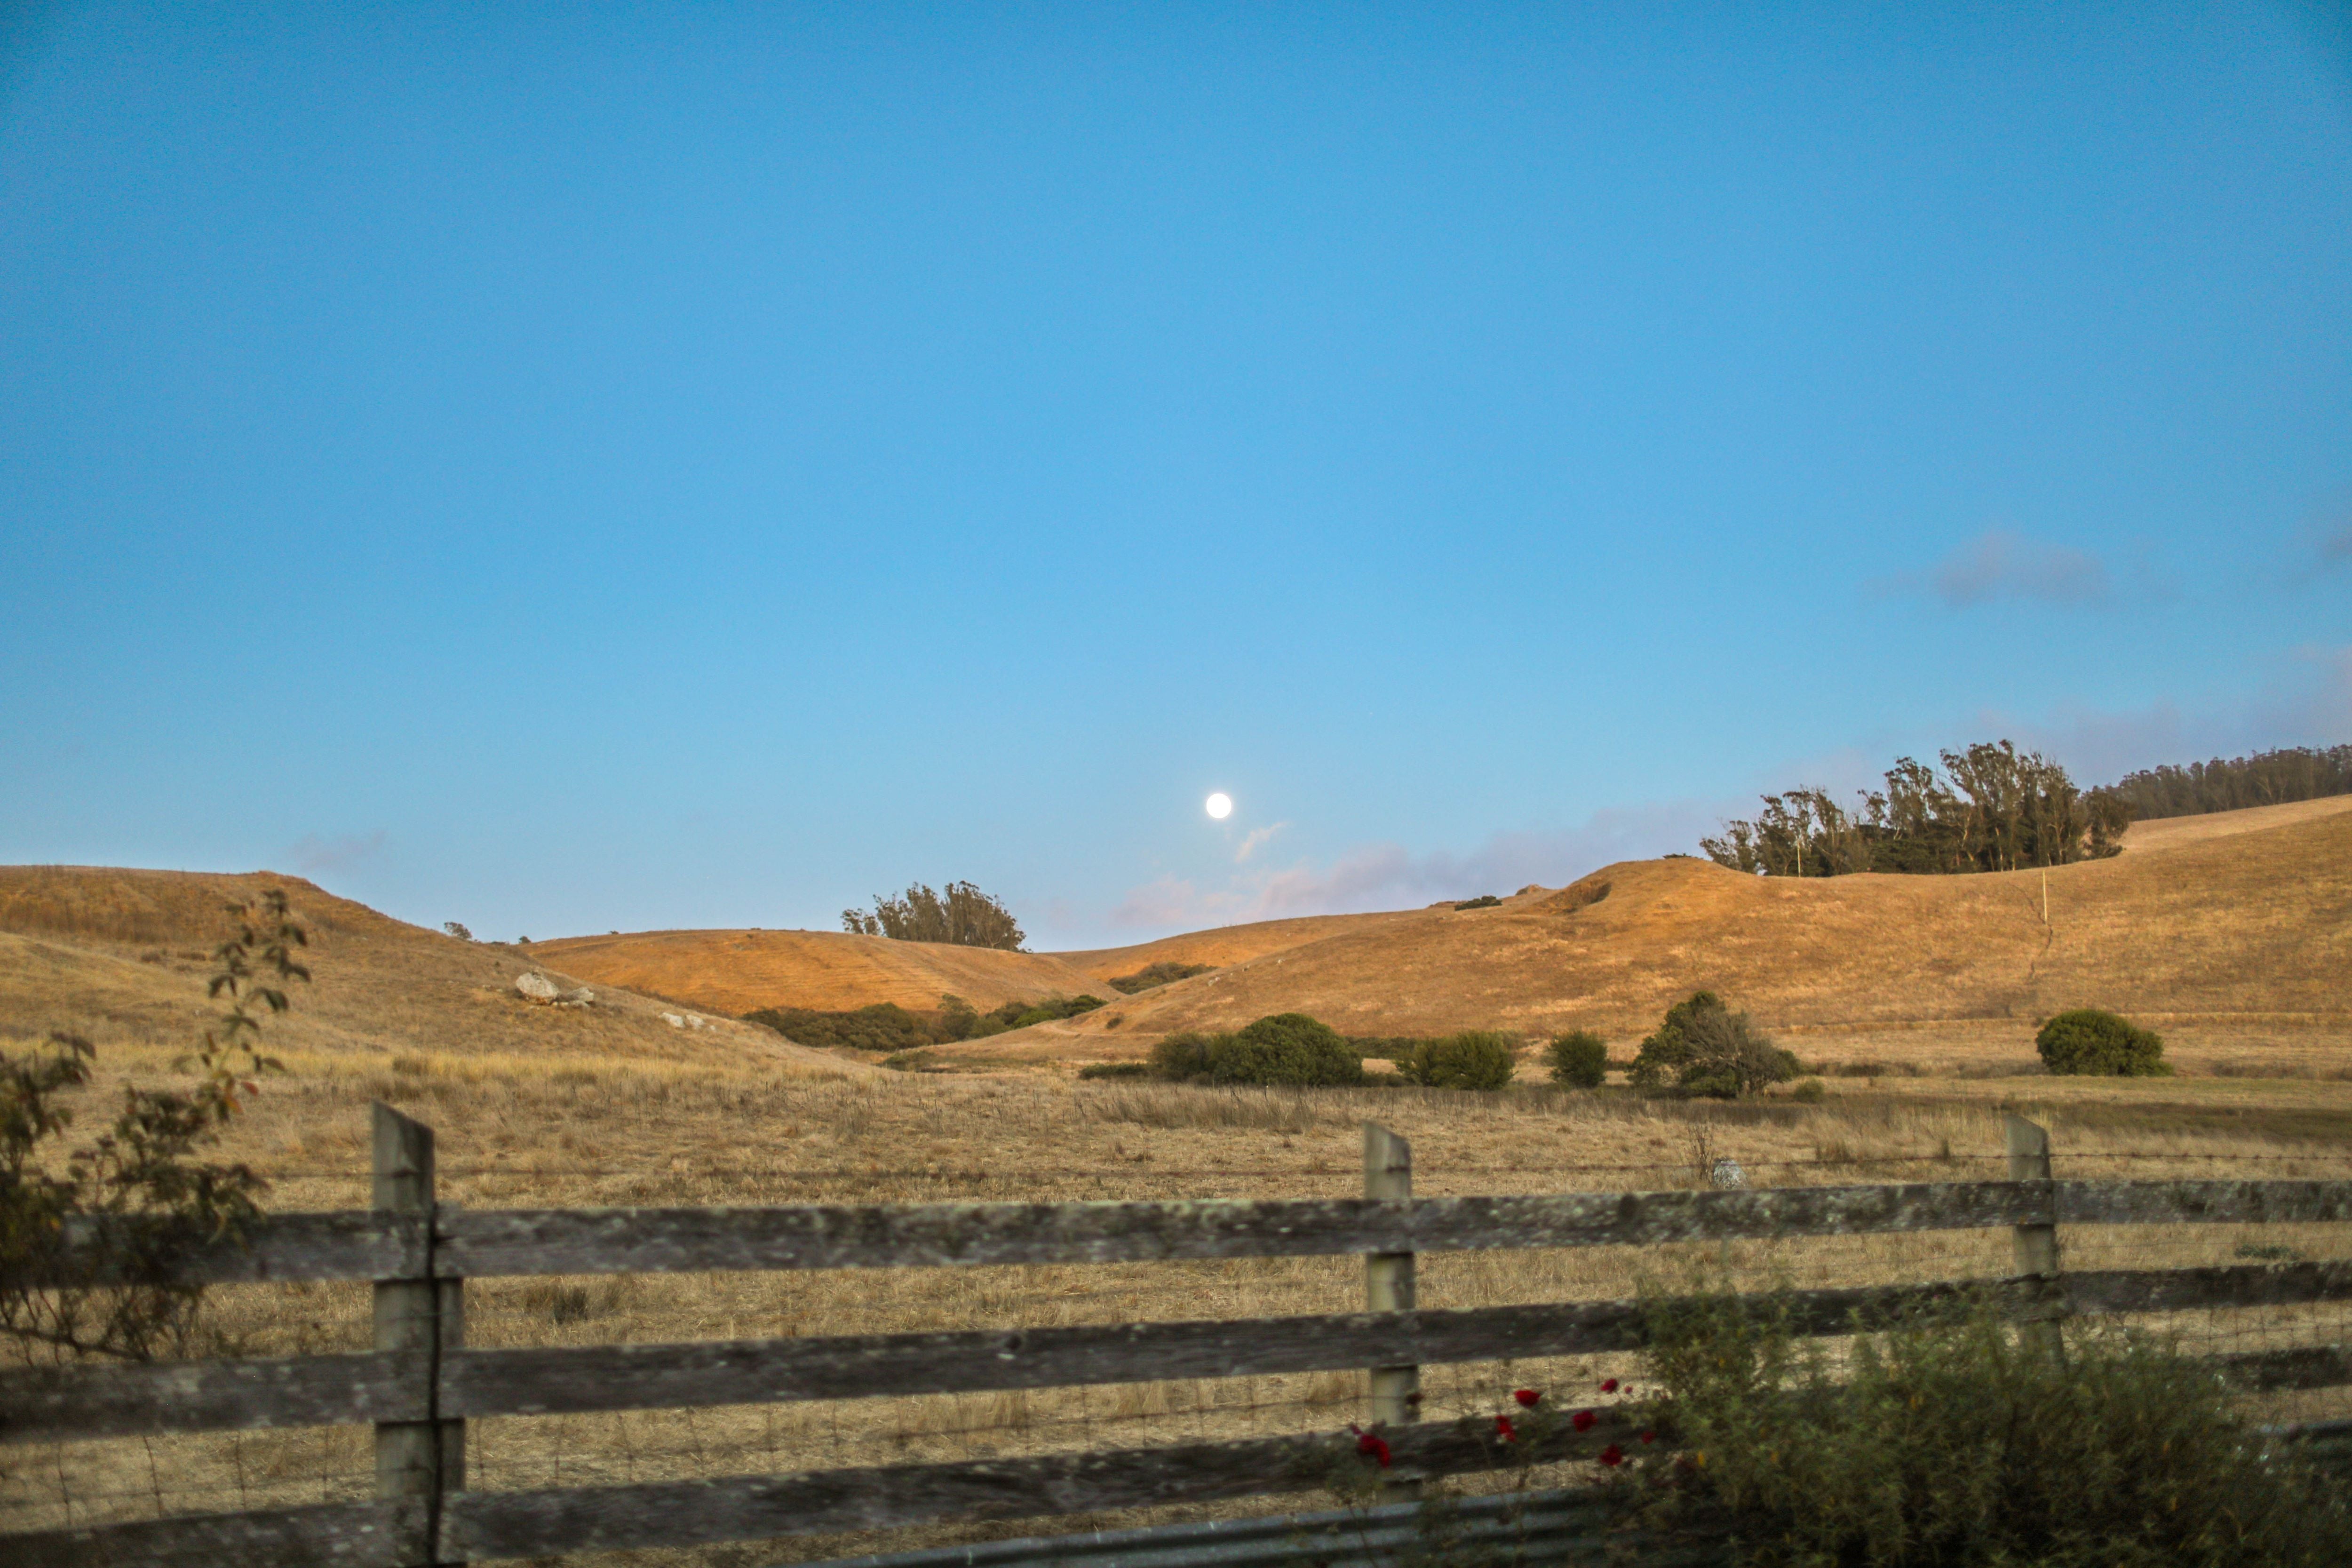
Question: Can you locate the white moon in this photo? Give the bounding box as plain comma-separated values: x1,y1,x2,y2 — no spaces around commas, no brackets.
1205,792,1233,820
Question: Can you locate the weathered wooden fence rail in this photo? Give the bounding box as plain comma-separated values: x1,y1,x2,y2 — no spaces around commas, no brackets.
8,1108,2352,1567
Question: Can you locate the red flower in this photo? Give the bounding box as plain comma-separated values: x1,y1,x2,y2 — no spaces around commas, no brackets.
1640,1431,1657,1445
1494,1415,1517,1442
1513,1388,1542,1408
1571,1409,1597,1433
1599,1444,1625,1467
1354,1430,1392,1467
1599,1378,1619,1393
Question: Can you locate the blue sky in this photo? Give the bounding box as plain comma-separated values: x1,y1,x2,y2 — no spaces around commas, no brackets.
3,3,2348,948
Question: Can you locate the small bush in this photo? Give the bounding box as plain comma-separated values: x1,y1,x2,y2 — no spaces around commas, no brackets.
1790,1077,1826,1103
1452,894,1502,910
1545,1030,1608,1088
1077,1061,1151,1080
2037,1008,2170,1076
1643,1291,2352,1566
1630,992,1795,1098
1398,1031,1517,1090
1210,1014,1364,1088
1147,1031,1218,1082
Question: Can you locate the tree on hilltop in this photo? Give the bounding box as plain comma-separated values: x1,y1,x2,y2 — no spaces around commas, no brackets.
842,881,1026,950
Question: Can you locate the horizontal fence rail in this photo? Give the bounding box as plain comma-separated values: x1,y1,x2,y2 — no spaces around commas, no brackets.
27,1179,2352,1288
17,1261,2352,1445
12,1106,2352,1568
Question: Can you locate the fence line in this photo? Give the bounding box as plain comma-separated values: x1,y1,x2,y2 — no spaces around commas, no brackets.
8,1105,2352,1567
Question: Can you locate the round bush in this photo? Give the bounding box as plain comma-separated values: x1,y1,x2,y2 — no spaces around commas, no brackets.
1208,1013,1365,1087
2037,1009,2169,1076
1546,1030,1608,1088
1147,1030,1217,1082
1401,1031,1518,1090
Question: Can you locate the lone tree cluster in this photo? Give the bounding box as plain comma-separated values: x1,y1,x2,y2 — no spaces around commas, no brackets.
842,881,1025,950
1702,739,2129,877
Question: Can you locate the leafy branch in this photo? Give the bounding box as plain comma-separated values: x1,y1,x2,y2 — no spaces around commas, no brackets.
0,890,305,1364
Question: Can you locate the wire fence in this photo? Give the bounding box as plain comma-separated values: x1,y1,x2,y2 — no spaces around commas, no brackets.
9,1138,2352,1560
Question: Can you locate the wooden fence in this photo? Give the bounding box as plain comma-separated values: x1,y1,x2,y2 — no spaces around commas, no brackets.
7,1105,2352,1566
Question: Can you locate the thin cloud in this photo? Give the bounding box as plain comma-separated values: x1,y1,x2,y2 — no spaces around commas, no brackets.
1878,529,2110,607
286,831,387,876
1109,801,1728,932
1233,821,1290,864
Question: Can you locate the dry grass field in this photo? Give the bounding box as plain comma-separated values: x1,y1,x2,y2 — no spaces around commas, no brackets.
532,927,1113,1016
959,796,2352,1074
4,804,2351,1565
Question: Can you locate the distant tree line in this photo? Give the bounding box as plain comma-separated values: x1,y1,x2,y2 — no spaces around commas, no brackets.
841,881,1025,950
1701,740,2129,877
2103,744,2352,820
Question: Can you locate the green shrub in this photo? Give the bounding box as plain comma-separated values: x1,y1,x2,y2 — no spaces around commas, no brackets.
1790,1076,1826,1103
1147,1031,1218,1082
1398,1031,1517,1090
753,994,1104,1050
1452,894,1502,910
1545,1030,1608,1088
1076,1061,1151,1080
1630,992,1794,1098
2037,1008,2170,1076
743,1002,934,1052
1643,1291,2352,1566
1208,1014,1364,1087
1106,962,1215,995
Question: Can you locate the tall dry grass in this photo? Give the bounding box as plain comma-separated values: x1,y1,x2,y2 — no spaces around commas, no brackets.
10,1050,2352,1568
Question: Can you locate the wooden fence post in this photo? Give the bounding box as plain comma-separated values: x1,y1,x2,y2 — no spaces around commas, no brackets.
2005,1113,2063,1358
1364,1122,1419,1487
374,1101,466,1565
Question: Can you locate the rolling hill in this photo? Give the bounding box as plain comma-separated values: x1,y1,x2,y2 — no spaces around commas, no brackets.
0,866,848,1074
945,795,2352,1072
530,927,1113,1016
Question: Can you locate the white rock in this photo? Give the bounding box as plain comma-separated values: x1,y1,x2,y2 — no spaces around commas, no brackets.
559,987,594,1006
661,1012,686,1028
1709,1157,1748,1189
515,972,560,1001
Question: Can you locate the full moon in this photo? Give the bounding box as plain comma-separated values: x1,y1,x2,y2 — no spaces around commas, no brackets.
1205,792,1233,820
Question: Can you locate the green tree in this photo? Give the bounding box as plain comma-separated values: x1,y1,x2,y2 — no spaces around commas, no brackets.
842,880,1026,950
1704,739,2124,876
1629,992,1793,1098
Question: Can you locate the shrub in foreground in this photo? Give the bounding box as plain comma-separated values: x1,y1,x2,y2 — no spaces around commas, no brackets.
1641,1291,2352,1566
1398,1031,1517,1090
2037,1007,2169,1076
1545,1030,1608,1088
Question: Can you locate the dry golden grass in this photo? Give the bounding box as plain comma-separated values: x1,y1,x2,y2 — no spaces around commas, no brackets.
5,819,2352,1566
532,927,1113,1016
11,1046,2352,1566
951,798,2352,1073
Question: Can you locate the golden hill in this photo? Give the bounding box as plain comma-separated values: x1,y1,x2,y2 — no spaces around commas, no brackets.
1057,909,1427,984
530,926,1114,1016
0,866,850,1075
949,796,2352,1073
